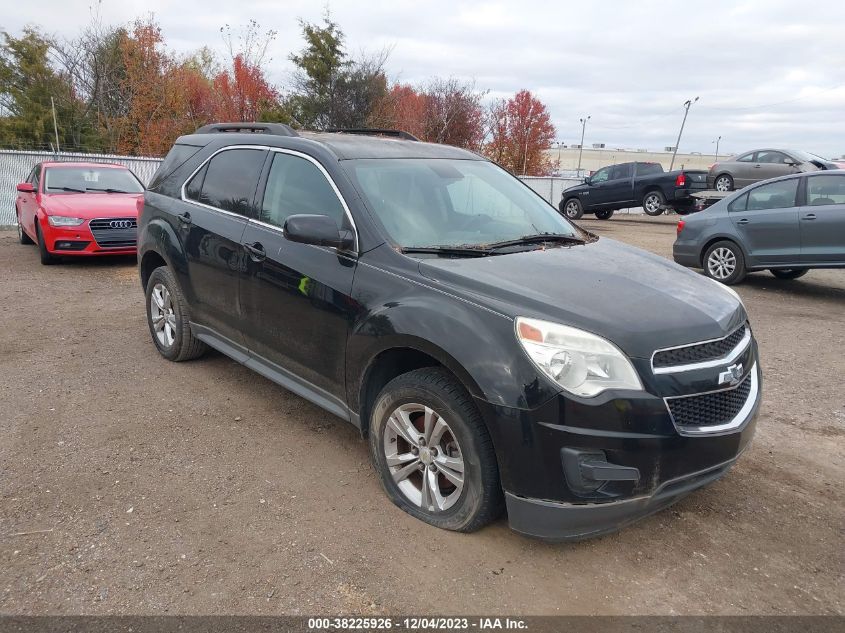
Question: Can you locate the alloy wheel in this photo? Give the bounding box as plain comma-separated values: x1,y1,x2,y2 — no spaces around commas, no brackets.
150,283,177,347
565,201,580,218
715,176,732,192
383,403,465,512
707,247,736,280
644,194,661,214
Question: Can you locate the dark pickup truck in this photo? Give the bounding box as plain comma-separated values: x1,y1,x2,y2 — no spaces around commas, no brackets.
559,161,708,220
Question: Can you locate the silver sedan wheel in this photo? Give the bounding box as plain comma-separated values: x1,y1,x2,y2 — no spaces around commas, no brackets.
383,403,465,513
644,194,662,214
150,283,177,347
715,176,732,192
707,247,736,280
564,201,580,218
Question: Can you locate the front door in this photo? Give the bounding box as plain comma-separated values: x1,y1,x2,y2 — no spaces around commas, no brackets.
800,174,845,263
238,149,358,407
729,177,800,266
176,147,268,344
584,165,618,208
17,165,40,237
753,150,801,183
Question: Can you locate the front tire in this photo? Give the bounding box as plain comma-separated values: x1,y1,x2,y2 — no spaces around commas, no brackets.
703,240,747,285
369,367,503,532
36,223,59,265
770,268,808,280
642,190,665,216
16,210,34,245
594,210,614,220
145,266,207,361
560,198,584,220
714,174,734,192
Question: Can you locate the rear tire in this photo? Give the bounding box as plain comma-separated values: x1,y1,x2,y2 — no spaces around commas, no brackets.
560,198,584,220
595,210,614,220
770,268,808,280
703,240,746,285
642,190,665,216
16,210,34,245
369,367,503,533
714,174,734,192
36,223,59,265
145,266,207,362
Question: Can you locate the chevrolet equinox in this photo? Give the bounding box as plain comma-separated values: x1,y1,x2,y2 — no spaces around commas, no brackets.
138,123,761,540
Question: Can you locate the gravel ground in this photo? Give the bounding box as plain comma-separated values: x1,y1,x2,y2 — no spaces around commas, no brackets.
0,217,842,616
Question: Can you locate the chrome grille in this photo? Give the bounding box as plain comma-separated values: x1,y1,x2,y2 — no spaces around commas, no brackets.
654,325,747,369
666,372,753,429
89,217,137,248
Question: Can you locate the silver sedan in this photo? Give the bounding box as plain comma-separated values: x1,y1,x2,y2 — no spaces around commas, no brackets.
708,149,839,192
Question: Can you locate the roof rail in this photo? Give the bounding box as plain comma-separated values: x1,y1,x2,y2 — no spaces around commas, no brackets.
194,122,299,137
325,128,419,142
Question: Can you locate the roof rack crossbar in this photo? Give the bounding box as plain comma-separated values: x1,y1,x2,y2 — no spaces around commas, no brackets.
194,122,299,137
325,128,419,142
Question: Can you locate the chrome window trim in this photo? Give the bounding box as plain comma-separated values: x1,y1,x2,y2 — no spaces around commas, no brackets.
178,144,359,254
651,325,751,374
664,363,758,436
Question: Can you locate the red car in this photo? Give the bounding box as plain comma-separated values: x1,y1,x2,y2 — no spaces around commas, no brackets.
15,161,144,264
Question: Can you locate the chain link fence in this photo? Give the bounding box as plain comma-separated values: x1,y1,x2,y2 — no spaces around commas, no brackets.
0,150,163,226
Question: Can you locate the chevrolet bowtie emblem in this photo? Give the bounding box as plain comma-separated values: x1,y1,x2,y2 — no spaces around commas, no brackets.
718,363,744,387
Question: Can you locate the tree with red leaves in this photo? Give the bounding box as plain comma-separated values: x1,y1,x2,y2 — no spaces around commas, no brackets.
213,55,278,122
485,89,556,175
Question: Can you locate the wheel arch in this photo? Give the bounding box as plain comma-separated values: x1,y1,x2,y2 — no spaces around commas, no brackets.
699,235,750,268
137,216,185,290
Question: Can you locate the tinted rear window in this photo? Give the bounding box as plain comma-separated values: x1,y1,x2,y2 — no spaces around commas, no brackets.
149,144,203,189
187,148,266,216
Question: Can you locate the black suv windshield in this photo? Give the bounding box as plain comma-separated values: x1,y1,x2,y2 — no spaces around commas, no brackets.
44,167,144,194
343,158,582,248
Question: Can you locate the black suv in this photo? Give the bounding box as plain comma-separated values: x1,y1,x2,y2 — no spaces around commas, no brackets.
138,123,761,540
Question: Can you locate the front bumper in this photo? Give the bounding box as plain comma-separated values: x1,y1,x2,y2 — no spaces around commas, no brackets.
43,221,137,256
475,345,761,540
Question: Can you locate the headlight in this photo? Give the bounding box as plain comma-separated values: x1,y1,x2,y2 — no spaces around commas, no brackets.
515,317,643,397
48,216,85,227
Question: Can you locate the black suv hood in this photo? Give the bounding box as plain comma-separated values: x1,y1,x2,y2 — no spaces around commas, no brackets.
417,238,746,359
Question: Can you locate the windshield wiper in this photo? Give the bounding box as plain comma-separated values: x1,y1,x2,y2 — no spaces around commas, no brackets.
487,233,586,250
52,186,86,193
86,187,131,193
400,245,492,257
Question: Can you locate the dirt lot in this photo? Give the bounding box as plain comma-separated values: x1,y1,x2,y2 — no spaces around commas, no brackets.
0,216,842,616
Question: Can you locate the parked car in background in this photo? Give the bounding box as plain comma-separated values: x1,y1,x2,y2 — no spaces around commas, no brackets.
138,123,760,540
674,171,845,284
559,161,707,219
15,162,144,264
708,149,841,192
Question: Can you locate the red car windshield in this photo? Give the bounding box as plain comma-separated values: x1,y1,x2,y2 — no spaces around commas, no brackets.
43,167,144,194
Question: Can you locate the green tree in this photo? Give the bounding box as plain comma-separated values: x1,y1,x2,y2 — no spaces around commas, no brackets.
0,28,83,150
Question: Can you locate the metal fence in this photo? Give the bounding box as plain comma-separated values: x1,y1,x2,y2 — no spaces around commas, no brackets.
0,150,612,226
0,150,163,226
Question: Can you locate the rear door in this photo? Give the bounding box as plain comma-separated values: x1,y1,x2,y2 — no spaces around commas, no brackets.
800,173,845,263
731,152,758,188
238,149,358,406
177,147,268,345
729,177,801,265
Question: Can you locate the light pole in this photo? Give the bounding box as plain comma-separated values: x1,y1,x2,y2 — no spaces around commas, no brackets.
669,97,698,171
713,135,721,162
577,115,590,177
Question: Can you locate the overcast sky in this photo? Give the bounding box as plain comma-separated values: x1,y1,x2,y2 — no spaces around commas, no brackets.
4,0,845,157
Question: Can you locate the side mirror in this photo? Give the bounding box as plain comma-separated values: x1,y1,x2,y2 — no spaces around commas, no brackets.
284,214,354,250
583,176,591,185
17,182,35,193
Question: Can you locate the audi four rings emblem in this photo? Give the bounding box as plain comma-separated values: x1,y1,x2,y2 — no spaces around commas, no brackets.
109,220,134,229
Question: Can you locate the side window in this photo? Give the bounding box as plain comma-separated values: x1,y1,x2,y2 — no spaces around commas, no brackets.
746,179,799,211
736,152,755,163
260,152,346,229
610,164,632,180
756,151,789,164
30,165,41,189
186,149,266,216
728,192,748,212
591,167,611,183
636,163,663,176
806,175,845,207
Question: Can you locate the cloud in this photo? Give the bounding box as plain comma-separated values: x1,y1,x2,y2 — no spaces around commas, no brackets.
4,0,844,157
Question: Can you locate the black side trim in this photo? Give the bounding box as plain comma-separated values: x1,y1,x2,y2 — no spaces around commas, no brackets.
191,323,356,426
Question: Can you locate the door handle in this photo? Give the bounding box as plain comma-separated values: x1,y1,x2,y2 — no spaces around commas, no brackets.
753,165,761,169
737,218,749,225
176,212,192,225
802,214,817,220
243,242,266,261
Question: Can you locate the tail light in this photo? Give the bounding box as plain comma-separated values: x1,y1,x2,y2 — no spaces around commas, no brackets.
675,173,687,187
677,219,686,236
